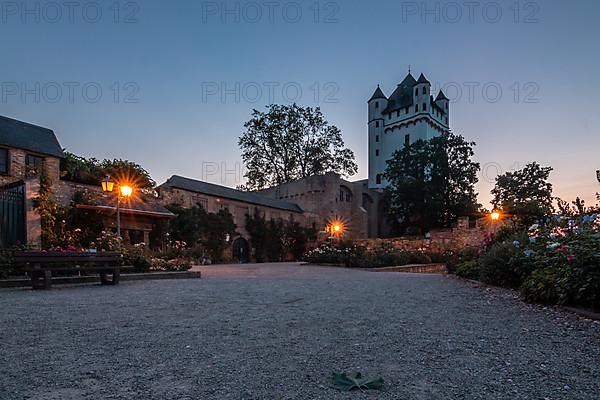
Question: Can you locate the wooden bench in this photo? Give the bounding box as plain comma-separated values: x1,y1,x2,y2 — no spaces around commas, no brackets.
14,252,129,290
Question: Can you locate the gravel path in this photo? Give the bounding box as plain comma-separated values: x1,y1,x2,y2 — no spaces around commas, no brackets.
1,263,599,400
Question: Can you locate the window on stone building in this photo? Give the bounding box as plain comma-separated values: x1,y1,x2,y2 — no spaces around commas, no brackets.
0,148,8,174
397,110,400,117
376,174,382,185
192,196,208,210
389,113,392,120
375,149,380,156
405,134,410,146
375,101,379,108
375,121,379,128
415,104,419,112
405,107,409,114
25,154,44,176
423,103,427,111
415,88,419,96
375,135,379,142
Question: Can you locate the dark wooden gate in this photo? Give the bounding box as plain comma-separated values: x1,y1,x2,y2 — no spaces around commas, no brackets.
0,181,26,248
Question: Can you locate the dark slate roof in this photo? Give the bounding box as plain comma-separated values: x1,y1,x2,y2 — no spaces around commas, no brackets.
0,115,64,158
368,85,387,101
435,90,449,101
160,175,303,213
382,73,417,114
417,73,430,84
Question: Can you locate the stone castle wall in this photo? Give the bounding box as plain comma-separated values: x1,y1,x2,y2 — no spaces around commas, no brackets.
354,217,491,253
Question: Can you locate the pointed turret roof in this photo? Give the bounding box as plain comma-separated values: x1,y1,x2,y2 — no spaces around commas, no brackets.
369,85,387,101
400,72,417,87
435,90,449,101
417,73,430,84
381,73,417,114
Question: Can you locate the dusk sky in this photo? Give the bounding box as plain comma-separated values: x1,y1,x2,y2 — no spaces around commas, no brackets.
1,0,599,207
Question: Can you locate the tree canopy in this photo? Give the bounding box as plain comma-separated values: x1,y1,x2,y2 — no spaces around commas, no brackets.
384,132,481,234
60,151,155,191
491,162,554,226
166,204,236,262
239,104,358,190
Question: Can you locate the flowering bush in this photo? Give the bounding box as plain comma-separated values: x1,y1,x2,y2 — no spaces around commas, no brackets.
303,242,435,268
93,231,123,252
149,257,192,272
476,212,600,309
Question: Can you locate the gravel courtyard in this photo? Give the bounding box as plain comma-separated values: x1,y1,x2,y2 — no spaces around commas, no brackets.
1,263,599,400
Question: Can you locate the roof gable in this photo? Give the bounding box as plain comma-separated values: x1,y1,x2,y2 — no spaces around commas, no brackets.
0,115,64,158
160,175,303,213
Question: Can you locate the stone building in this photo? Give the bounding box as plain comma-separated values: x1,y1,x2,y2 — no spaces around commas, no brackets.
157,175,305,260
0,115,63,187
0,115,172,249
258,172,386,239
0,115,64,248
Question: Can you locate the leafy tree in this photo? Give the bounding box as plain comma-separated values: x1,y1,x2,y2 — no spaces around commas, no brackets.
384,132,480,234
246,209,316,262
60,152,103,185
239,104,358,190
491,162,553,226
60,151,155,192
166,204,236,262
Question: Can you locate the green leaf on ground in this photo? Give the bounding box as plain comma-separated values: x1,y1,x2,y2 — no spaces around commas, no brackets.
332,372,384,391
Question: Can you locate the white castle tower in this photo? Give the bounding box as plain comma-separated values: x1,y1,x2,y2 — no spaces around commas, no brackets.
368,72,450,189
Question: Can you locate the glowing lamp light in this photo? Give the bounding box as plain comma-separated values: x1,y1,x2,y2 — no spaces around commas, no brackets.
490,212,501,221
101,176,114,192
332,224,342,233
120,185,133,198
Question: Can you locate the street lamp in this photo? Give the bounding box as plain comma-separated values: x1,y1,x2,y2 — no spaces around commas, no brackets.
596,170,600,185
490,211,501,222
101,176,134,238
490,210,501,234
327,220,345,240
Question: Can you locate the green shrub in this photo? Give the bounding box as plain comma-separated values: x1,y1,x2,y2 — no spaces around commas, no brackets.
520,267,564,305
479,241,528,288
455,260,480,280
122,245,151,273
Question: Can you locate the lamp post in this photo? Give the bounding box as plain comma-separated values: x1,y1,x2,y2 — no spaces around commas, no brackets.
101,176,133,238
596,170,600,185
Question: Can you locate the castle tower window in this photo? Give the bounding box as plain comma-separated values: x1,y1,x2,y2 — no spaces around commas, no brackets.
375,135,380,142
405,107,409,114
397,110,400,117
375,101,379,108
389,114,392,120
415,88,419,96
375,121,379,128
375,149,380,156
376,174,382,184
415,104,419,112
423,103,427,111
405,134,410,146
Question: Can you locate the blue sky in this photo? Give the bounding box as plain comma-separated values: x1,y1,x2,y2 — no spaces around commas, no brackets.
1,0,599,207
